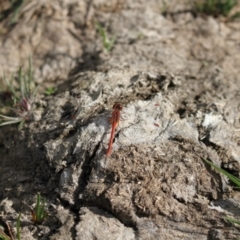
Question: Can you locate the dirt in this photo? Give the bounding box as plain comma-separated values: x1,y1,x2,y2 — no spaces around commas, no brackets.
0,0,240,239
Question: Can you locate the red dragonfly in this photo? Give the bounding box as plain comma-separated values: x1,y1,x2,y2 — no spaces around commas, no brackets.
106,102,123,156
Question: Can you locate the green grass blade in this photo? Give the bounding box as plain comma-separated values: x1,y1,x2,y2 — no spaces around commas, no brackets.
39,198,46,221
33,193,47,224
0,114,21,120
18,120,25,130
96,22,106,41
3,72,17,98
225,216,240,225
96,22,115,52
10,0,25,25
0,230,10,240
16,213,21,240
44,87,57,95
0,120,22,126
32,85,39,98
23,73,27,99
0,114,15,120
107,37,115,52
19,67,25,99
27,56,33,97
192,0,238,17
230,11,240,20
202,158,240,187
36,193,41,221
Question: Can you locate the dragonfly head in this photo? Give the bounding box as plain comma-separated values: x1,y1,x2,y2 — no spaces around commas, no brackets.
113,102,123,111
